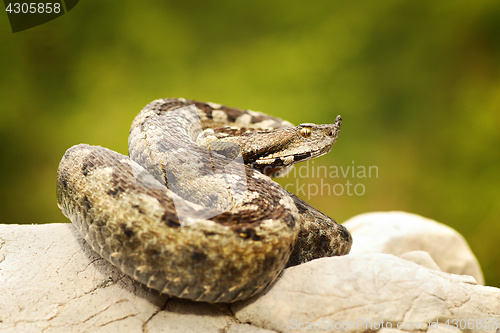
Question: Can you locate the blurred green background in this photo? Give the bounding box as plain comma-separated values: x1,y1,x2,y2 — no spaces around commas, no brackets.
1,1,499,286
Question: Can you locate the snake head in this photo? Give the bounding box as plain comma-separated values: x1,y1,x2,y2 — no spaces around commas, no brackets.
200,115,342,178
248,116,342,177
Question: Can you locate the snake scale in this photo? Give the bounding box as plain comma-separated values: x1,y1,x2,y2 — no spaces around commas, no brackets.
57,98,352,303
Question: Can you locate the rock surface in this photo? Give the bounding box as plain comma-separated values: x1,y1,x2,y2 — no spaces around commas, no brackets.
343,211,484,284
232,254,499,333
398,250,442,271
0,224,252,333
1,212,498,333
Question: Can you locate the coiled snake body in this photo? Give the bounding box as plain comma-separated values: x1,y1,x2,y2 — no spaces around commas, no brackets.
57,98,352,303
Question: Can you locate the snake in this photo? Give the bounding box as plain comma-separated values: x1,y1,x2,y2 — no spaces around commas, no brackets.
56,98,352,303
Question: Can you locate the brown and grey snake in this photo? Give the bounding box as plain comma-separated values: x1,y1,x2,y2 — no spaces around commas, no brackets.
56,98,352,303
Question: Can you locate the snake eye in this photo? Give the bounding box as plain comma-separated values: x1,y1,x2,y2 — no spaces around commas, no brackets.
300,127,312,138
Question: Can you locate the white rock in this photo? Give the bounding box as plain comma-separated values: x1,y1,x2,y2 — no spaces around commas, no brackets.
144,299,235,333
226,323,278,333
232,254,500,333
0,224,164,333
0,224,264,333
1,218,497,333
343,211,484,284
399,250,441,271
